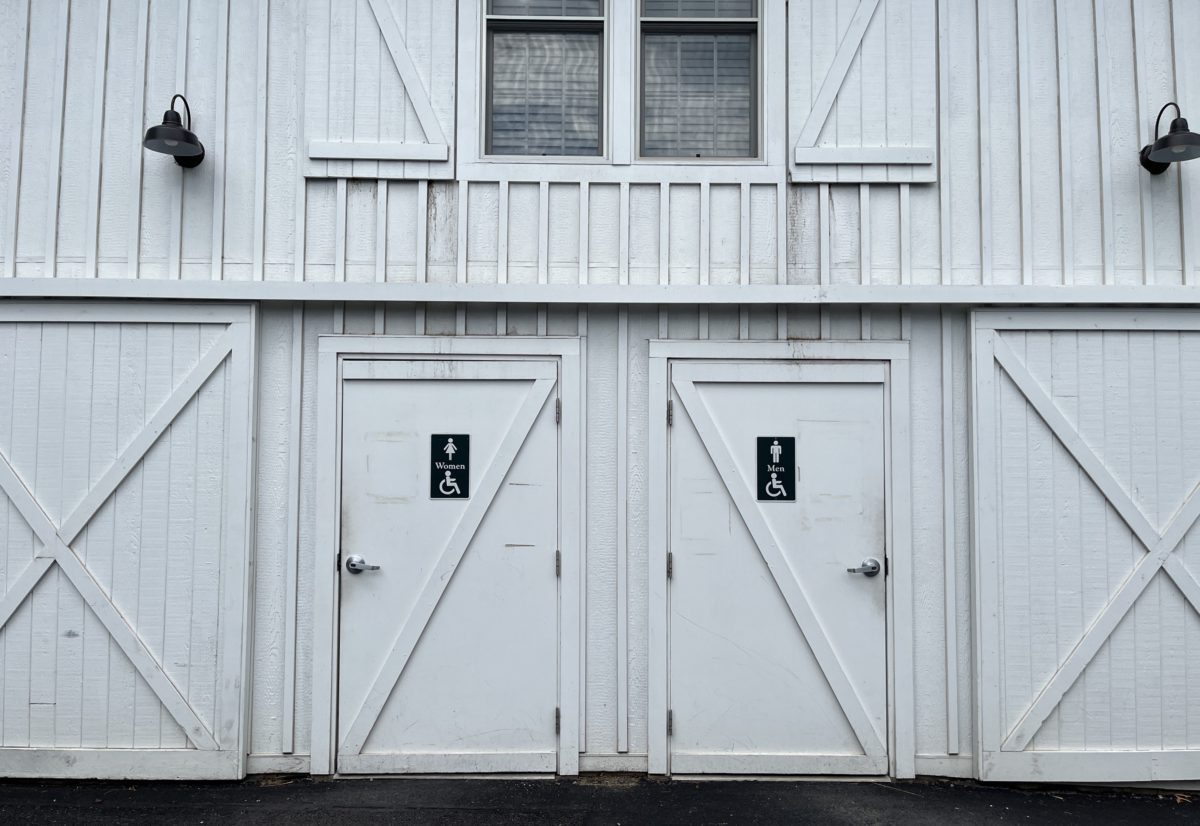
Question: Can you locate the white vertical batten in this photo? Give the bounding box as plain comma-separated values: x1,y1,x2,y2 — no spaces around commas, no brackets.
860,185,871,286
292,0,307,283
578,181,589,284
1054,0,1074,285
616,307,629,753
252,0,270,280
819,183,830,286
169,0,190,281
1130,2,1155,285
457,180,469,284
699,181,710,286
777,182,787,338
977,0,992,285
739,182,750,286
375,181,387,283
126,0,151,279
1015,0,1033,286
281,305,304,754
659,183,669,285
85,0,112,279
619,182,630,285
1093,0,1115,285
937,0,951,285
538,181,549,285
3,0,31,279
42,0,71,279
940,309,960,755
416,180,428,333
334,178,347,281
497,181,509,284
210,0,231,280
1170,0,1195,285
900,184,912,285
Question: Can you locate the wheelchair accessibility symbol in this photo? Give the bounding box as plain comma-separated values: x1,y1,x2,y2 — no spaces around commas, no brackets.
764,472,788,498
756,436,796,502
431,434,470,499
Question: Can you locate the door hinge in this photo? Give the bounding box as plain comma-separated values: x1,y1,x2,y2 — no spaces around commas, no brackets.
336,552,341,572
555,550,561,578
667,709,673,736
555,398,561,424
555,707,561,734
884,557,889,577
667,399,673,426
667,552,673,580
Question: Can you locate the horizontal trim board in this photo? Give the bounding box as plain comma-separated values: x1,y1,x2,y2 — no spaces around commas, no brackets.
247,755,312,775
4,282,1200,306
670,753,887,775
337,752,557,774
0,749,243,780
974,308,1200,330
308,141,450,162
793,147,936,165
981,751,1200,784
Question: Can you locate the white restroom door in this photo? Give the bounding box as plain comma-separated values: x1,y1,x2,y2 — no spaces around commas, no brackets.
666,361,889,774
336,359,561,774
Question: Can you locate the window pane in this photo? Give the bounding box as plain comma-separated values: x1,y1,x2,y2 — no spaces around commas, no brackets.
642,33,754,157
641,0,756,17
490,32,602,156
489,0,603,15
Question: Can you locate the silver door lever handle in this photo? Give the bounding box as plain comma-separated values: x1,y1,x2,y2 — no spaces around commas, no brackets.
345,554,381,574
846,558,881,577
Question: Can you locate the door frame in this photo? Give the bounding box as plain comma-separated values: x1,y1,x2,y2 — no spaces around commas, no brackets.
647,339,914,778
312,336,584,776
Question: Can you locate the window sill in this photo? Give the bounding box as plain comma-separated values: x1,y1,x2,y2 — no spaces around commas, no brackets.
457,159,786,185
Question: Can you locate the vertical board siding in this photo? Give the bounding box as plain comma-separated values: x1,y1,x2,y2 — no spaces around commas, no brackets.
0,1,1194,288
246,302,974,772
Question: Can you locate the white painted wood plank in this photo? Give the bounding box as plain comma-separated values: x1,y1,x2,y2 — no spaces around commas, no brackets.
251,0,269,280
1055,0,1075,285
307,141,448,162
2,0,31,279
41,0,70,279
793,147,936,165
375,181,387,283
365,0,447,146
83,0,112,280
0,557,53,631
940,310,959,755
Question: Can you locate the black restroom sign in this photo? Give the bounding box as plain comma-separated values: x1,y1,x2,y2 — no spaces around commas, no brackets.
757,437,796,502
431,434,470,499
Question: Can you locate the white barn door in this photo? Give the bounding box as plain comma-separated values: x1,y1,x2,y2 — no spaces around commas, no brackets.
336,359,563,774
0,304,254,779
663,361,889,774
973,311,1200,783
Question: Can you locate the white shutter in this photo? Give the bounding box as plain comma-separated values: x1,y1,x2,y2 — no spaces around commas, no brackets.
788,0,937,182
306,0,455,180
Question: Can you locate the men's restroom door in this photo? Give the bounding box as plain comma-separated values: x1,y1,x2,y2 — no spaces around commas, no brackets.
336,359,561,774
666,361,889,774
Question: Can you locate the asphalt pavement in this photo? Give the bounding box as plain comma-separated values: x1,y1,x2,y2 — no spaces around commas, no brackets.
0,775,1194,825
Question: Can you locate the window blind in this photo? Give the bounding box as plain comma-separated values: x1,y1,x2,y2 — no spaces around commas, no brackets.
641,32,754,157
641,0,756,17
489,31,602,156
490,0,602,15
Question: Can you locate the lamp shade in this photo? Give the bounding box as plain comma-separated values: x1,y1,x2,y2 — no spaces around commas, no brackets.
143,105,205,168
1146,117,1200,164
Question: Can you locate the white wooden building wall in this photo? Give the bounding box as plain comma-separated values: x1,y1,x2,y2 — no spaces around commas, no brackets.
246,302,975,775
0,1,1197,289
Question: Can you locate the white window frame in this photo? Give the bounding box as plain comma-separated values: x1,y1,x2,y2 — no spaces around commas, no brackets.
456,0,786,184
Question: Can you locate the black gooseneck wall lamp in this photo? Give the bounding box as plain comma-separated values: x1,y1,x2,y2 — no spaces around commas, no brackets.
1140,102,1200,174
143,94,205,168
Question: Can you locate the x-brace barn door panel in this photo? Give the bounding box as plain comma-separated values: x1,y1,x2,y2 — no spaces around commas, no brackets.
0,305,255,780
666,361,889,775
974,312,1200,783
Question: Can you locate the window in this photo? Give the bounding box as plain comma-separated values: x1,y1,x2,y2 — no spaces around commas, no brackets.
485,1,605,156
639,1,758,158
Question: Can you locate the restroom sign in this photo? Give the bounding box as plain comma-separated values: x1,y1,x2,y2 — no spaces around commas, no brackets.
431,434,470,499
756,437,796,502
